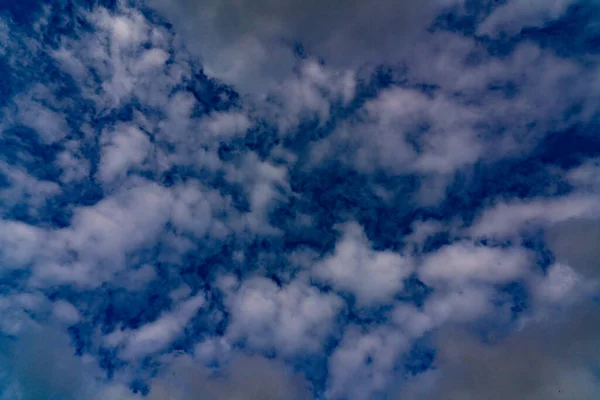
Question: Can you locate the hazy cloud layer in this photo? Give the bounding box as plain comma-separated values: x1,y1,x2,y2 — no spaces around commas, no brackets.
147,0,452,90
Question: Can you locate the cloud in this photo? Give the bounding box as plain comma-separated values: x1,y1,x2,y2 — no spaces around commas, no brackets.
263,60,357,132
106,293,205,360
310,85,481,175
313,222,413,306
224,276,343,356
396,301,600,400
0,325,312,400
34,181,174,286
147,353,313,400
478,0,578,36
99,124,152,185
568,158,600,193
53,300,82,325
13,91,70,144
419,242,532,287
146,0,452,91
0,161,61,213
531,262,581,305
545,218,600,281
1,1,600,399
469,194,600,239
327,325,409,400
0,327,138,400
0,219,47,271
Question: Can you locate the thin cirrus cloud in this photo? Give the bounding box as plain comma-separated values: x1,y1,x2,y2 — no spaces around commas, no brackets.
0,0,599,399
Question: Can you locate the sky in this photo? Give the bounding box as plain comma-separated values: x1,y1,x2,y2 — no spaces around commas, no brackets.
0,0,599,399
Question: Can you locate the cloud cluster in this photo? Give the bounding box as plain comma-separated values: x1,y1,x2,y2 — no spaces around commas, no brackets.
0,0,599,399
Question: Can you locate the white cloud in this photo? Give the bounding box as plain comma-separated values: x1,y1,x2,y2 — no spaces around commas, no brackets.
392,305,435,339
0,161,62,212
568,158,600,192
327,326,409,400
0,219,47,270
131,48,169,74
111,294,205,360
56,140,91,183
264,60,357,132
51,5,179,112
532,262,580,305
419,242,532,287
224,153,291,234
52,300,81,325
99,124,152,184
313,222,413,306
15,98,69,144
200,111,251,139
95,10,148,49
224,277,343,356
469,194,600,239
0,292,45,336
393,282,495,339
170,182,213,238
309,85,485,204
1,2,599,400
478,0,577,36
423,286,493,325
30,181,173,287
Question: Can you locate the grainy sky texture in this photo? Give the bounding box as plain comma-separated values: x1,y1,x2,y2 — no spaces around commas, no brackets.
0,0,599,399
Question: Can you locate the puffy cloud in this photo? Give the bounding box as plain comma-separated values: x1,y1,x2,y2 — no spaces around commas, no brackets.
311,86,481,176
224,276,343,356
0,161,61,213
313,222,413,306
224,153,291,234
99,124,152,185
327,326,409,400
1,1,599,399
0,219,47,270
264,60,357,131
53,300,82,325
531,262,581,305
200,111,251,139
422,285,493,325
35,181,174,286
419,242,532,287
56,140,91,183
51,5,182,112
13,93,70,144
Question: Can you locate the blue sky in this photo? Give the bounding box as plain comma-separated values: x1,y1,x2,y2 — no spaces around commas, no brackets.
0,0,599,399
